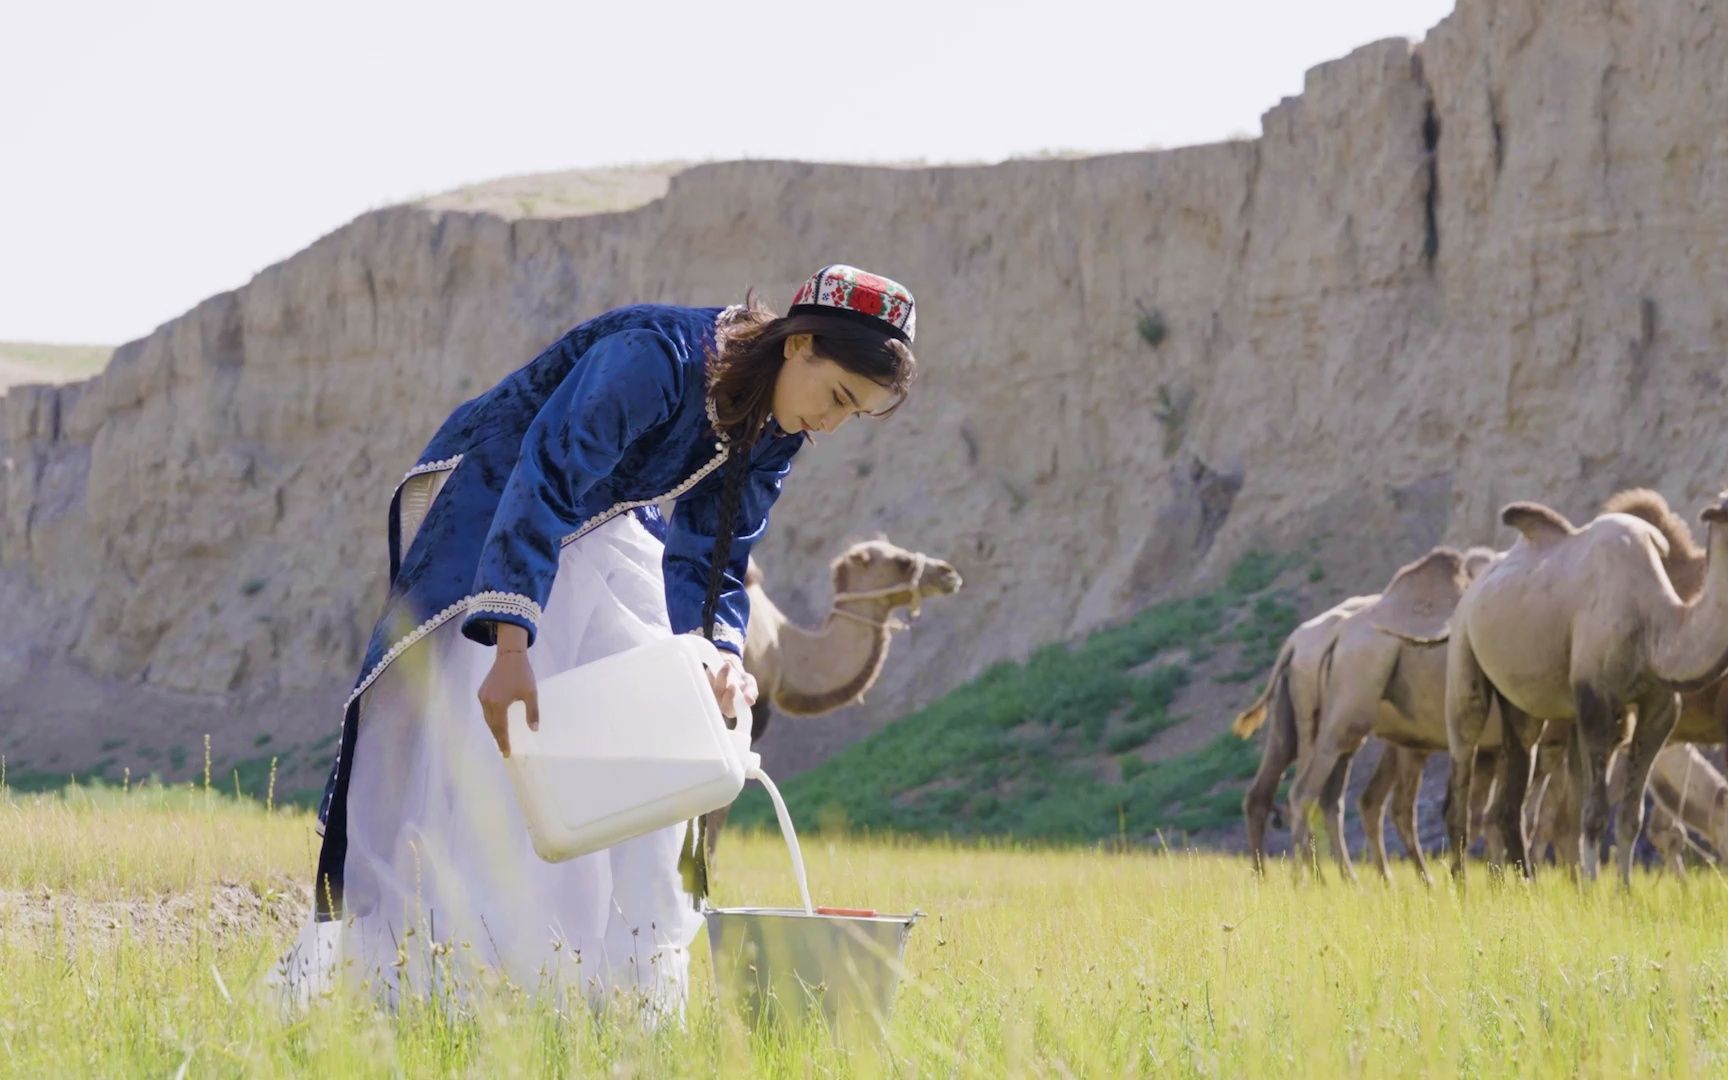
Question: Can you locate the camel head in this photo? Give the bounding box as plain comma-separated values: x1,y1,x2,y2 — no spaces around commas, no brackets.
830,538,963,616
1702,490,1728,526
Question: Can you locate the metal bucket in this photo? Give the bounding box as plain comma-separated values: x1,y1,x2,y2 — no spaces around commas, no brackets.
704,907,920,1037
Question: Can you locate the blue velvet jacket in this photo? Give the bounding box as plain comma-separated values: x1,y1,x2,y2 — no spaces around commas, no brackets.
312,303,803,909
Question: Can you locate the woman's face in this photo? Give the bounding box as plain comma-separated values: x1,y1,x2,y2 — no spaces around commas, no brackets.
771,334,897,437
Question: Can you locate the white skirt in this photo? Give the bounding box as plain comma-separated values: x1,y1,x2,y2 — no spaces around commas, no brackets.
275,514,704,1015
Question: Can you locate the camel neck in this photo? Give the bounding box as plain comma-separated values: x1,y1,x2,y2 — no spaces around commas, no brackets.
1651,523,1728,691
773,600,895,716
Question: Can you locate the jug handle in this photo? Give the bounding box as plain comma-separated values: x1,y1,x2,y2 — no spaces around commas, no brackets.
674,632,727,672
675,634,759,770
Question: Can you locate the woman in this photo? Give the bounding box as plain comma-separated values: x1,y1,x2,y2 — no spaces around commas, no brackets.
281,265,918,1015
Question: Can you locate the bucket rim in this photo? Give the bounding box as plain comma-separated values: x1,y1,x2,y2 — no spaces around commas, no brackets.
705,906,923,926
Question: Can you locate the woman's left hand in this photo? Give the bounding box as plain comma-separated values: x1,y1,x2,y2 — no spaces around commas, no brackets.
706,652,758,719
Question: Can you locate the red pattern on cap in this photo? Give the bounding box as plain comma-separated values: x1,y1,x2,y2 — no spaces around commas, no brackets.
789,264,915,342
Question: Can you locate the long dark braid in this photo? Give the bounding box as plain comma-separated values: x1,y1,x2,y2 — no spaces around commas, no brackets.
683,427,753,907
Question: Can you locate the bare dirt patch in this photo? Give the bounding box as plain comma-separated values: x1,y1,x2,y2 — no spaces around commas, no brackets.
0,877,310,950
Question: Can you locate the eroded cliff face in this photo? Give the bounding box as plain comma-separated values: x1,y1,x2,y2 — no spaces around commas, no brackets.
7,0,1728,780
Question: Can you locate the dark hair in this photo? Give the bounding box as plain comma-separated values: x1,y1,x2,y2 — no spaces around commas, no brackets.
698,293,917,642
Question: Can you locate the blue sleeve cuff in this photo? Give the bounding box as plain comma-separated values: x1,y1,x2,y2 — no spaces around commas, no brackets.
460,592,544,647
687,625,745,656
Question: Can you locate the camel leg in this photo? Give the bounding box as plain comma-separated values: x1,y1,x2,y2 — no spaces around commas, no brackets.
1525,771,1552,866
1647,800,1687,875
1297,637,1386,884
1571,685,1624,882
1320,751,1357,883
1613,687,1680,885
1444,626,1493,881
1486,700,1539,878
1547,743,1582,873
1473,750,1505,865
1286,749,1342,880
1358,746,1400,882
1288,731,1363,883
1388,748,1431,884
1244,669,1298,875
1524,742,1566,866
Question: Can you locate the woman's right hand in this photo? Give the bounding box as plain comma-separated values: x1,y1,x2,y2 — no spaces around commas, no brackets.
478,624,537,757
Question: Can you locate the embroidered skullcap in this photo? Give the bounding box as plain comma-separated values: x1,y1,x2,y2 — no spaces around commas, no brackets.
788,265,916,344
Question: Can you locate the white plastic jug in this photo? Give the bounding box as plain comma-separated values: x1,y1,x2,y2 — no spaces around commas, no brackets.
504,634,757,863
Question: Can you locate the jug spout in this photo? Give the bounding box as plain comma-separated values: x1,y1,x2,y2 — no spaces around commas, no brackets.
733,727,763,780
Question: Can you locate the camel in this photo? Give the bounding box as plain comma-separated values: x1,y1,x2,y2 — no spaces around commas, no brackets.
1529,742,1728,873
700,538,963,857
1510,489,1722,875
1645,743,1728,867
1603,489,1728,748
1286,546,1502,883
1235,571,1500,878
1236,595,1376,873
1380,491,1728,882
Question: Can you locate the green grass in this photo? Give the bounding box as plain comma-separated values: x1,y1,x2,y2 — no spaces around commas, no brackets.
4,789,1727,1077
731,553,1301,843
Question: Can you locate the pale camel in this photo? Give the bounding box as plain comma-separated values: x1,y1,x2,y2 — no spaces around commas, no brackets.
1646,744,1728,867
701,538,962,857
1472,489,1725,877
1603,489,1728,748
1236,595,1376,873
1236,577,1500,879
1384,493,1728,882
1528,742,1728,873
1287,546,1501,882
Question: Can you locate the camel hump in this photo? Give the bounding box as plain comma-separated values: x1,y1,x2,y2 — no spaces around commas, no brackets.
1501,501,1576,543
1603,488,1702,560
744,557,764,588
1462,546,1499,579
1371,546,1470,642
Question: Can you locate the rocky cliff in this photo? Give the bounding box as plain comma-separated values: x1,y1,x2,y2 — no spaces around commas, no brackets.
7,0,1728,788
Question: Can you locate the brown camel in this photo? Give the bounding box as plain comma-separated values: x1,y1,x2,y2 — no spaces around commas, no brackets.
1287,546,1501,882
701,538,962,856
1385,492,1728,882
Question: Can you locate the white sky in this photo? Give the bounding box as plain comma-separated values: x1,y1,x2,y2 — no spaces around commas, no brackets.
0,0,1456,345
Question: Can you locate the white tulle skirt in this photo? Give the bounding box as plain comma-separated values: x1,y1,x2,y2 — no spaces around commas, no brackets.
275,514,704,1015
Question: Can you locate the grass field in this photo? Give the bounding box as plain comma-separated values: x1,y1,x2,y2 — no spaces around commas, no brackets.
0,341,113,391
4,783,1728,1078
